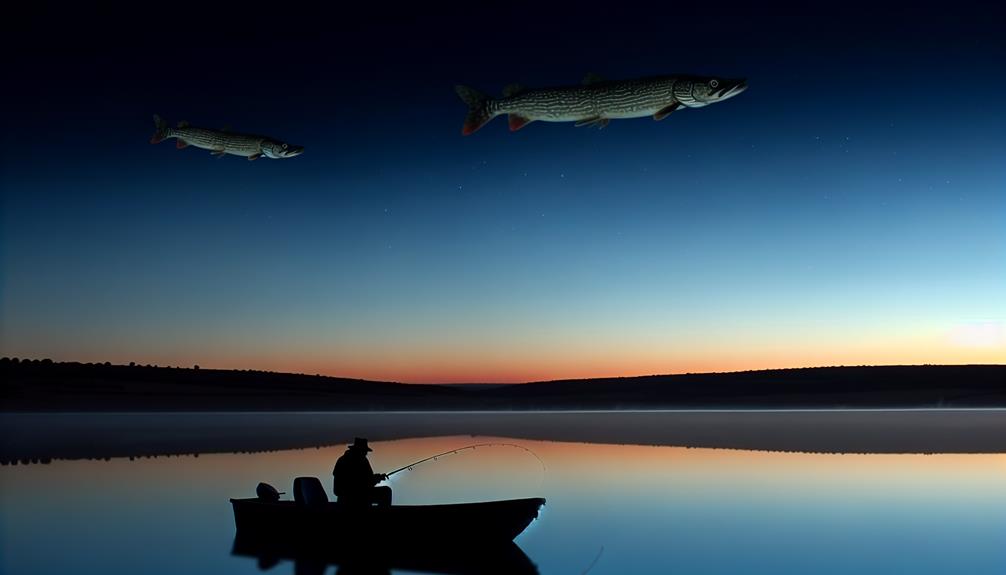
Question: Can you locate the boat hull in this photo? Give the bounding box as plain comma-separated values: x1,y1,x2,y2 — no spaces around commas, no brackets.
230,497,545,543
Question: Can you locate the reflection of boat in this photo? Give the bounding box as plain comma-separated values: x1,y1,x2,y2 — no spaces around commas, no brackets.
230,495,546,543
232,532,540,575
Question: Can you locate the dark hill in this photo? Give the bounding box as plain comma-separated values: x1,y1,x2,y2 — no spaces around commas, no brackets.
1,359,1002,411
483,365,1005,409
0,360,465,411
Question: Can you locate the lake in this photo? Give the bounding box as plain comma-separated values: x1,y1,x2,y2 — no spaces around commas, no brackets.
1,411,1003,574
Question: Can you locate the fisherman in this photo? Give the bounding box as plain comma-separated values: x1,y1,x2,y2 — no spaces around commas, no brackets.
333,437,392,507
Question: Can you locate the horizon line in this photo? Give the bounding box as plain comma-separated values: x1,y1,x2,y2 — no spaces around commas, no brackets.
2,356,1001,386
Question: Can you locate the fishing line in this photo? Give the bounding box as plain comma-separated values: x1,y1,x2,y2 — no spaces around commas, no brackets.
385,442,547,488
581,546,604,575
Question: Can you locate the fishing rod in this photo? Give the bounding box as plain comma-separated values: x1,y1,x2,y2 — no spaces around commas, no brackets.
385,442,545,477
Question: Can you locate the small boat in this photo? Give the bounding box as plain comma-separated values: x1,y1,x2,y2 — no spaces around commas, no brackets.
230,477,545,543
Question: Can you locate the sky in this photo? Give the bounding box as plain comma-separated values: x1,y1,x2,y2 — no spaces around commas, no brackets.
1,1,1004,382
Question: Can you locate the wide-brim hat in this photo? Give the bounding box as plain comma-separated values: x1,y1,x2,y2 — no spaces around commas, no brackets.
348,437,372,452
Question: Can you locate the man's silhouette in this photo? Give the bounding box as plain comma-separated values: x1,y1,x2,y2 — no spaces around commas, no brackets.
333,437,392,507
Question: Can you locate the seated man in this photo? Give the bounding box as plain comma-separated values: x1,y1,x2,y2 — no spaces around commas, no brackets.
332,437,392,506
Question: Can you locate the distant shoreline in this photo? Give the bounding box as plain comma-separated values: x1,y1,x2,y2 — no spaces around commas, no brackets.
2,360,1003,412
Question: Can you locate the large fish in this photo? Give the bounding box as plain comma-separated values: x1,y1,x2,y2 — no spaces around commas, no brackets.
149,115,304,160
455,74,747,135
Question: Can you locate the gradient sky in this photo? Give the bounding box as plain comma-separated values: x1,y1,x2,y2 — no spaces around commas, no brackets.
1,1,1003,382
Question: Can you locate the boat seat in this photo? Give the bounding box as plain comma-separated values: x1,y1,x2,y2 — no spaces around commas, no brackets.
293,476,329,506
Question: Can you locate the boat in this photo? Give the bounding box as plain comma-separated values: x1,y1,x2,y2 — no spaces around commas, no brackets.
230,477,545,544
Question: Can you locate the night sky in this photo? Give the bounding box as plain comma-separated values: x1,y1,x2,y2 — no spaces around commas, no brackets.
1,1,1003,382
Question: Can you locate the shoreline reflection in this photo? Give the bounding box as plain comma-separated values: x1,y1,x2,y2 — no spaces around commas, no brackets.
2,409,1003,465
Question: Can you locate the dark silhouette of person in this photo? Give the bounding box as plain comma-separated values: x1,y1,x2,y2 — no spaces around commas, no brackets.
333,437,392,507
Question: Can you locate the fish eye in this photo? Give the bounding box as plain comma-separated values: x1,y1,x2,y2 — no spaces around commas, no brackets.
282,143,288,149
710,79,719,88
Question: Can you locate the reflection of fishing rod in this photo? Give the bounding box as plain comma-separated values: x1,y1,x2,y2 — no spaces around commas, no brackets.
385,443,545,477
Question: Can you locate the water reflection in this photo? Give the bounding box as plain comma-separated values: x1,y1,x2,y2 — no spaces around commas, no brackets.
232,534,539,575
1,424,1004,574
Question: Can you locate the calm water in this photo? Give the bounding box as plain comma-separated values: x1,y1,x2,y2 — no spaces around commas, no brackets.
1,412,1004,574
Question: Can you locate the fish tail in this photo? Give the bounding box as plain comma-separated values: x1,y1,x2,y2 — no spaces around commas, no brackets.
150,114,170,144
455,85,493,136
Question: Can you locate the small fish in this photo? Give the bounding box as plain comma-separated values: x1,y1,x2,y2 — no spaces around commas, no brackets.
149,115,304,160
455,74,747,135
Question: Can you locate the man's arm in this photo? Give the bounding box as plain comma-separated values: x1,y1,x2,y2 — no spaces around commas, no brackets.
365,459,387,484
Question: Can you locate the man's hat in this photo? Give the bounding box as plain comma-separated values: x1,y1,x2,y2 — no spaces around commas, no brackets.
348,437,372,452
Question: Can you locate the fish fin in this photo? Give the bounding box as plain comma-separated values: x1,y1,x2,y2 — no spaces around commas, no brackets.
150,114,169,144
455,85,493,136
598,118,610,129
211,149,226,158
508,114,532,131
502,83,526,98
582,73,605,85
176,139,189,149
177,120,190,128
575,116,604,127
653,102,681,121
248,153,262,161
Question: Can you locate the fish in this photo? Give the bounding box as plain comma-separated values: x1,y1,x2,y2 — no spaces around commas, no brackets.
149,115,304,160
455,74,747,135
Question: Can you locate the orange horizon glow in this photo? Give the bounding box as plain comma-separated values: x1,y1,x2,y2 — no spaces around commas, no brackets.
5,302,1003,384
